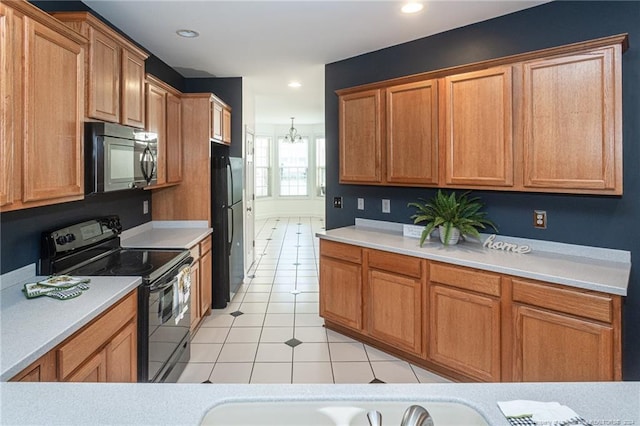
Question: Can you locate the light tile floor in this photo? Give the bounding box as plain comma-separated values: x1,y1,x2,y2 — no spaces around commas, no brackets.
178,217,452,385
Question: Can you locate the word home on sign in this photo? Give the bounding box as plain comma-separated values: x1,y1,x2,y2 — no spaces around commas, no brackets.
483,234,532,254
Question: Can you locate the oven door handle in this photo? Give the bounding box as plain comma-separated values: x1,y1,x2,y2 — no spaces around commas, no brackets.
149,280,174,293
148,257,193,292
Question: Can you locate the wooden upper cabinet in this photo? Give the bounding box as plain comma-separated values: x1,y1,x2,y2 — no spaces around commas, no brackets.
0,3,14,207
211,98,231,145
22,16,84,204
386,80,438,185
87,27,120,122
443,66,514,187
222,106,232,144
146,80,167,186
165,91,183,184
52,12,149,128
1,0,86,213
521,46,622,194
121,48,146,128
339,89,383,183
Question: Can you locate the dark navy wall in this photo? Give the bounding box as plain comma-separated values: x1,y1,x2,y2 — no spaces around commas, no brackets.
325,1,640,380
184,78,244,158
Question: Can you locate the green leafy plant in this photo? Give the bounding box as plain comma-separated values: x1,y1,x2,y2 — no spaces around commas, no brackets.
407,190,498,246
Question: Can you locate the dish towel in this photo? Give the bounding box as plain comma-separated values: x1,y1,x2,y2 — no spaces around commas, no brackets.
173,265,192,324
497,400,591,426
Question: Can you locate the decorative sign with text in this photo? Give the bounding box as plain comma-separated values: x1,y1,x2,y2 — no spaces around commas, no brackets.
483,234,532,254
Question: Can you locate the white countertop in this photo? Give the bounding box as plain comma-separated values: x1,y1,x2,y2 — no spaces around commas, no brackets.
121,220,212,249
317,221,630,296
0,381,637,425
0,275,141,381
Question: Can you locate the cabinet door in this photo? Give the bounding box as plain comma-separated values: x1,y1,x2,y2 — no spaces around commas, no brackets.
87,27,120,123
65,350,107,382
211,101,223,141
0,4,14,207
443,66,513,187
222,107,231,145
339,89,383,183
10,351,57,382
105,320,137,383
513,305,614,382
189,258,201,331
522,47,621,193
386,80,438,185
22,17,84,203
146,82,167,185
166,92,182,183
121,48,146,128
319,257,363,330
367,269,423,356
199,246,212,317
429,285,501,382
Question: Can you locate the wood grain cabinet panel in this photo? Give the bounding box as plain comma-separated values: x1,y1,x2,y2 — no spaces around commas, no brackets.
443,66,514,187
105,320,137,383
165,91,183,184
22,16,84,204
319,241,363,331
65,350,107,383
366,269,424,356
211,101,223,142
513,305,614,382
522,46,622,194
52,12,149,128
9,351,57,382
146,80,167,185
189,257,201,331
87,27,120,122
0,4,14,207
222,106,232,145
121,48,146,128
386,80,438,185
339,89,383,183
429,284,501,382
199,236,213,317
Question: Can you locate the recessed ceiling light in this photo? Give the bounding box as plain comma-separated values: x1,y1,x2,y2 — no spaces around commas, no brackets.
176,29,199,38
401,2,424,14
288,81,302,88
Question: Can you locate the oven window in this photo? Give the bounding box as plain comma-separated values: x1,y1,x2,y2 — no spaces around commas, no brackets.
108,143,135,181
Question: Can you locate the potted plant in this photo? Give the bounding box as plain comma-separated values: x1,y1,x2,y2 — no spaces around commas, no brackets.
408,190,498,246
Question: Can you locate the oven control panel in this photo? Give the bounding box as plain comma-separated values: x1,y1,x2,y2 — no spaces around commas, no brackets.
42,216,123,256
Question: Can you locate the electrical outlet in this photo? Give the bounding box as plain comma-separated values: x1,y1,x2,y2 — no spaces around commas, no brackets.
534,210,546,229
333,196,343,209
357,198,364,210
382,199,391,213
143,200,149,215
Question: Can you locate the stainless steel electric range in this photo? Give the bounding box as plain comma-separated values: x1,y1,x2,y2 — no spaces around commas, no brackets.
40,216,193,383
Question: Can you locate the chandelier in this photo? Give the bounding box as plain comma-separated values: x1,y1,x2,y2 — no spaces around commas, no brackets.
284,117,303,143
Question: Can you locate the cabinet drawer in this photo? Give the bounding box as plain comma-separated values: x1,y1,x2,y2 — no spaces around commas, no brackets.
512,279,613,323
200,235,212,254
57,290,137,380
320,240,362,264
429,263,501,297
367,249,422,278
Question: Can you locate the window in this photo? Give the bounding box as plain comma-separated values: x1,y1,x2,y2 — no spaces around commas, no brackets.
255,136,271,197
278,137,308,196
316,138,326,197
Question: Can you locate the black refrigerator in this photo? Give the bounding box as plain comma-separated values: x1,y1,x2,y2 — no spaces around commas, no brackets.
211,144,244,309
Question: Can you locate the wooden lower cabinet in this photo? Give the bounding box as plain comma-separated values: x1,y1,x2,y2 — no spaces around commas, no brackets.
513,305,615,382
189,235,213,331
319,241,363,331
429,285,501,381
318,243,623,383
10,290,137,383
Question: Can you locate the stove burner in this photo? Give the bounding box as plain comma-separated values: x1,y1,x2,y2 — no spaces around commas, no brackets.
110,262,155,276
109,250,155,276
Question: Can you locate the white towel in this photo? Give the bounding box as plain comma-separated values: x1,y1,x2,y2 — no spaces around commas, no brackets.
174,266,192,324
497,400,589,425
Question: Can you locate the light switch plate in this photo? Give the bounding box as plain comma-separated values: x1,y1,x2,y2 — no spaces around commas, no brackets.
357,198,364,210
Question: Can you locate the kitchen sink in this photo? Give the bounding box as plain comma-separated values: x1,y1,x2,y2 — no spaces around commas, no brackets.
200,400,489,425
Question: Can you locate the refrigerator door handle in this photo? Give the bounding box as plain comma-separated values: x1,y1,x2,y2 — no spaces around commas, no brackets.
227,206,234,252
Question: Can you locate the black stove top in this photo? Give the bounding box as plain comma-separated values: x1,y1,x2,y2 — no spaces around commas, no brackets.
67,248,189,283
40,216,191,284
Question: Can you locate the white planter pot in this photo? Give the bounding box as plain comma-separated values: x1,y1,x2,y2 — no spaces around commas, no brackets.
439,225,461,245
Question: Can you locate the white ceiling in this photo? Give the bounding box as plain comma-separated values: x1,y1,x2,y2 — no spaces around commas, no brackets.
83,0,548,125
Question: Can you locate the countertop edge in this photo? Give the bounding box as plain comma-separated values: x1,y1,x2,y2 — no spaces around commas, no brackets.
0,277,141,381
317,230,629,296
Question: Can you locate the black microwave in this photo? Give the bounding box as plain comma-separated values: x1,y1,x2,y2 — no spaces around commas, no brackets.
85,122,158,194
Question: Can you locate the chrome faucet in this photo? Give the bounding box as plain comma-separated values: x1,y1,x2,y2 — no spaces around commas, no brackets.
400,405,434,426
